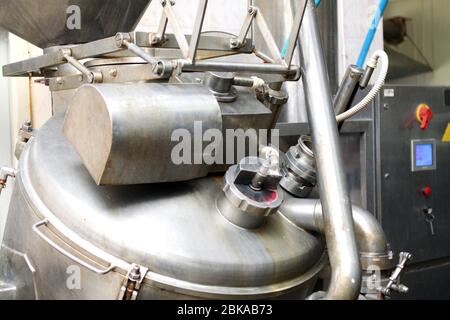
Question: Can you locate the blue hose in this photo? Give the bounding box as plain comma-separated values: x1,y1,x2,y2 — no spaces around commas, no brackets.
356,0,389,68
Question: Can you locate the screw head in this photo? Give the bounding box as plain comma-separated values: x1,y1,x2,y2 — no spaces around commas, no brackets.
22,120,32,132
109,68,118,78
230,39,240,49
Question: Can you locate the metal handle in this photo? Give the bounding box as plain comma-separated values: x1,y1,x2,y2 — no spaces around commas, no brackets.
33,219,115,275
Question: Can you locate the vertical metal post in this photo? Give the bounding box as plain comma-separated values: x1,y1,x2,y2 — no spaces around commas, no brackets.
299,1,361,300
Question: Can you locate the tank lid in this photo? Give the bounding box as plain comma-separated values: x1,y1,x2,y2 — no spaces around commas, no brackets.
0,0,151,48
21,113,324,296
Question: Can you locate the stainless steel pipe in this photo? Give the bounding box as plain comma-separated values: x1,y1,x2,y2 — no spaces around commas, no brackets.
298,1,361,300
181,61,300,77
279,199,389,256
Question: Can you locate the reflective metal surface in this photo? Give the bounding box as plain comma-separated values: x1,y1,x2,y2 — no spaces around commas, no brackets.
298,1,360,300
0,114,325,299
63,83,222,185
0,0,151,48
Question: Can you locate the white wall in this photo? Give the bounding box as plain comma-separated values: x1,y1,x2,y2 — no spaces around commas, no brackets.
337,0,384,80
0,33,52,241
0,29,12,242
386,0,450,85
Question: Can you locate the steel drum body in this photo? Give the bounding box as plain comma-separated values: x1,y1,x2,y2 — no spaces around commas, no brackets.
0,114,325,300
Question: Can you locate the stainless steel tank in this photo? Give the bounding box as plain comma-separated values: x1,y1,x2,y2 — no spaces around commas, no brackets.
0,113,325,299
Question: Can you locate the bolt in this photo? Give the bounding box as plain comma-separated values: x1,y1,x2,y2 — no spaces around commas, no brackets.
129,264,141,282
383,103,390,110
230,39,239,49
109,68,118,78
248,6,256,14
56,77,63,85
22,120,32,133
384,173,390,180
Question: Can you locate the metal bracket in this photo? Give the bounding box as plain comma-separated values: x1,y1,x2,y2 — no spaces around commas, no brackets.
0,166,17,196
15,121,37,160
2,2,305,81
118,264,149,300
232,6,258,50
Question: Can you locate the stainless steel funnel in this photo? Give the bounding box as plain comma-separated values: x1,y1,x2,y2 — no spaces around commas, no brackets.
0,0,151,48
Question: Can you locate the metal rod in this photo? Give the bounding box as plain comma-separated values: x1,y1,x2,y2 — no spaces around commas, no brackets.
164,1,190,58
235,7,257,48
155,12,169,44
123,40,158,65
181,60,299,76
188,0,209,62
254,9,284,64
62,52,94,83
284,0,308,66
298,1,361,300
253,49,276,64
334,65,364,115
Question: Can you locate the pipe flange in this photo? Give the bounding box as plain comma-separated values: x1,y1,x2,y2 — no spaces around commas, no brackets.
360,250,394,271
280,135,317,198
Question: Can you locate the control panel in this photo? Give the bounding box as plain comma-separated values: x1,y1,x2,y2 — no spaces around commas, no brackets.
411,139,436,172
376,86,450,264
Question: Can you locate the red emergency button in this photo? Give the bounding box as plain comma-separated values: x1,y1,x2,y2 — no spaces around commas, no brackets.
422,186,432,198
416,104,433,130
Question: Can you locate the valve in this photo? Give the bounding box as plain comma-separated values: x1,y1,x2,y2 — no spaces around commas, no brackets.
380,252,412,297
0,166,17,196
416,104,433,130
217,147,283,229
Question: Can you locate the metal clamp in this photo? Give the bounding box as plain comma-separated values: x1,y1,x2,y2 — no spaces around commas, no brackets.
33,219,115,275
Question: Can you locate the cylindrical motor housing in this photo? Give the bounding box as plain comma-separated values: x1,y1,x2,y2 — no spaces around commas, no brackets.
63,83,223,185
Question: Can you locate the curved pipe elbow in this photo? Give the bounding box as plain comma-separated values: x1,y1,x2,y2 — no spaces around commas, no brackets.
280,198,389,258
280,198,389,300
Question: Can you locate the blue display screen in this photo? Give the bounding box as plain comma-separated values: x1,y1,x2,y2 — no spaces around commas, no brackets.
415,144,434,167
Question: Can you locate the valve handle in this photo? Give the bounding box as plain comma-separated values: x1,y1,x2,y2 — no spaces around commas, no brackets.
381,251,412,297
416,104,433,130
